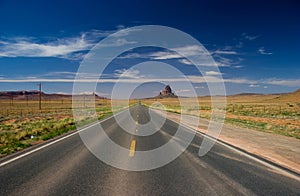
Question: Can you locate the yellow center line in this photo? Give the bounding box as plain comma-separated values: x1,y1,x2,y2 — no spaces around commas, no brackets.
129,139,136,157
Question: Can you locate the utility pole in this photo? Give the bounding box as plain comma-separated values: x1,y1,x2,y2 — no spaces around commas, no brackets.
38,83,42,110
83,95,86,108
10,95,14,107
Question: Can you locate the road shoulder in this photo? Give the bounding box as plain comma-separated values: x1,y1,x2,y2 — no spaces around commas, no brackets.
152,109,300,175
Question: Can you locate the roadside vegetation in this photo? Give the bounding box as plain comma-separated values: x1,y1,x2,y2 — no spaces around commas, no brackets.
1,90,299,157
0,98,136,157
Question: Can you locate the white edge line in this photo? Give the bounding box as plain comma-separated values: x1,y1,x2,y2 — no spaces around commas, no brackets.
0,107,131,167
150,108,300,181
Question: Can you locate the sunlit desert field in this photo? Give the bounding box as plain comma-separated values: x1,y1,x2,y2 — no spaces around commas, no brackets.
143,89,300,139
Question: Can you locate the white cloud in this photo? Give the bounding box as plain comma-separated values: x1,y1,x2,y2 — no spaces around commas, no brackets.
242,33,260,41
146,45,207,60
194,86,205,89
110,28,142,37
79,91,96,95
55,92,69,95
178,58,193,65
258,47,272,55
205,71,222,76
0,35,92,59
232,65,243,68
98,38,137,48
114,69,143,79
0,29,121,60
173,45,206,56
44,71,77,77
224,78,256,84
81,29,115,40
265,79,300,87
213,50,237,55
119,44,240,68
43,71,104,80
212,55,235,67
116,25,126,29
150,52,182,60
249,84,260,88
118,53,145,59
149,45,204,60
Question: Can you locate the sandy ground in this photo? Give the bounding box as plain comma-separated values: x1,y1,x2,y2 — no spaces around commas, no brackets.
154,109,300,175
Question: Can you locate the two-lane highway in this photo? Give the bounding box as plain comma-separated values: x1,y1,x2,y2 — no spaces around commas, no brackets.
0,105,299,195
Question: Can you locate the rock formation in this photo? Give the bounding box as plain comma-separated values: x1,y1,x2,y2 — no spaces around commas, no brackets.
158,85,177,98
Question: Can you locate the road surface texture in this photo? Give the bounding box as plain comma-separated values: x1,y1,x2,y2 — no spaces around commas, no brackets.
0,105,299,195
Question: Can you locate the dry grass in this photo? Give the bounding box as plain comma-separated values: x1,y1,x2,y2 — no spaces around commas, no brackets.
0,98,137,157
143,91,300,139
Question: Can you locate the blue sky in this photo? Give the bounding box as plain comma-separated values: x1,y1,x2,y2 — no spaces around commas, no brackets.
0,0,299,98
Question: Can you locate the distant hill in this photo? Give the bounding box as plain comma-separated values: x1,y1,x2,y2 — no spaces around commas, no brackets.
0,91,106,100
271,88,300,102
230,93,265,96
219,88,299,103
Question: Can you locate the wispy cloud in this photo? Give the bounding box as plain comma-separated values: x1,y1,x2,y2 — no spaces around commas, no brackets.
150,51,182,60
43,71,78,79
178,58,193,65
114,69,143,79
232,65,243,68
0,29,119,60
110,28,142,38
212,50,237,55
264,79,300,87
0,35,92,59
212,54,239,67
242,33,260,41
206,44,242,67
249,84,260,88
234,33,259,49
119,44,241,68
205,71,222,76
258,47,272,55
119,45,209,61
97,38,137,48
150,45,206,60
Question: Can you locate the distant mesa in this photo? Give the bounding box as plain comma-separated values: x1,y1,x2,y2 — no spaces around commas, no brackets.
157,85,177,98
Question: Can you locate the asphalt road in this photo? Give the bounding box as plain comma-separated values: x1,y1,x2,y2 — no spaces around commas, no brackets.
0,105,299,195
